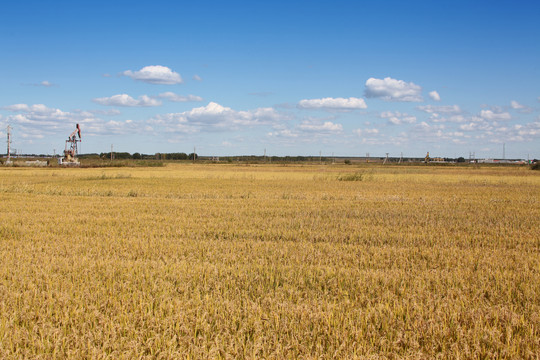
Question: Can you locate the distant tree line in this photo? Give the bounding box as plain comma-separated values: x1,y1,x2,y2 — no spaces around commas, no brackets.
67,153,539,166
81,152,199,160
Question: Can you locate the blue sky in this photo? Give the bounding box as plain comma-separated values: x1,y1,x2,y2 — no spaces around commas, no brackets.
1,0,539,158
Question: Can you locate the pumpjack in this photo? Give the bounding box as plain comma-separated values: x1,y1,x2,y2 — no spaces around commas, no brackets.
59,124,81,166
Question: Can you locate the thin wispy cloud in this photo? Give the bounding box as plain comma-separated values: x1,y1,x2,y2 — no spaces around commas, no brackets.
22,80,56,87
510,100,532,113
297,120,343,132
417,105,462,115
157,92,203,102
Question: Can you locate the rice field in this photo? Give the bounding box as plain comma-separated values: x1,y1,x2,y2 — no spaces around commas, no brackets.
0,163,539,359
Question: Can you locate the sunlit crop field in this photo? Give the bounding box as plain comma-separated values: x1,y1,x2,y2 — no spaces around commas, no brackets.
1,163,539,359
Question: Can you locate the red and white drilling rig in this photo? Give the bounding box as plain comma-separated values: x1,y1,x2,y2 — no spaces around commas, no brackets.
59,124,81,166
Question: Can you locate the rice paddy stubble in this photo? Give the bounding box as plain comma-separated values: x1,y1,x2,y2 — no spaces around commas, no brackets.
0,164,539,358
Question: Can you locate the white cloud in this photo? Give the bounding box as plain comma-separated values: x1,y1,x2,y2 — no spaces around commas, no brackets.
158,92,203,102
267,129,299,139
298,120,343,132
87,109,122,116
266,117,345,143
480,110,511,121
93,94,162,107
122,65,183,85
474,121,540,143
459,120,493,132
81,118,143,136
380,111,416,125
353,128,408,146
297,97,367,111
510,100,532,113
353,128,379,136
4,104,32,112
417,105,465,123
3,104,72,125
149,102,286,133
364,77,423,102
429,91,441,101
408,121,466,144
2,103,94,135
23,80,55,87
511,100,524,109
417,105,462,115
193,74,202,81
2,103,151,140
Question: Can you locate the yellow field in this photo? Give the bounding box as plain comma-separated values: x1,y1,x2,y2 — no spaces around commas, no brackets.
1,164,539,359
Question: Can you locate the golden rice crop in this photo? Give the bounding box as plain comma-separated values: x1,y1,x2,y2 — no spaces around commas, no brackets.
0,164,539,359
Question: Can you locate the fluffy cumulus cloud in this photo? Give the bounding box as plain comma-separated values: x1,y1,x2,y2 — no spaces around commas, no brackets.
364,77,423,102
1,103,137,137
297,97,367,111
158,92,203,102
429,91,441,101
3,104,72,125
149,102,286,133
93,94,162,107
122,65,183,85
380,111,416,125
479,110,511,121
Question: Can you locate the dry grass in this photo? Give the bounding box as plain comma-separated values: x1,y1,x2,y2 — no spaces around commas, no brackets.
0,164,539,359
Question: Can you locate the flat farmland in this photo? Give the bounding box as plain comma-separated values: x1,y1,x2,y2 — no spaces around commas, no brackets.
0,164,539,359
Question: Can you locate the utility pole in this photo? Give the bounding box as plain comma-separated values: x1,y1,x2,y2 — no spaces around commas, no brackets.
319,150,322,164
264,148,266,162
193,146,196,163
366,152,370,163
6,125,12,163
111,144,114,161
503,143,506,160
383,153,389,164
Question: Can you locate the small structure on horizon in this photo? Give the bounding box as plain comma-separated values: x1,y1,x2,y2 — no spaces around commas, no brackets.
5,125,13,165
